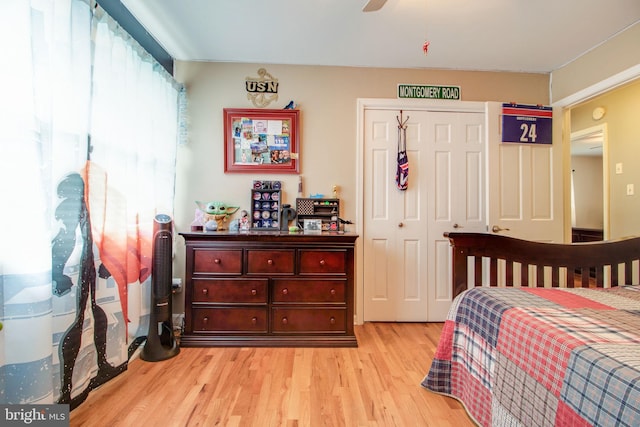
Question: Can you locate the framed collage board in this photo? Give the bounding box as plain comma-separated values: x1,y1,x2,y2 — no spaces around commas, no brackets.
224,108,300,173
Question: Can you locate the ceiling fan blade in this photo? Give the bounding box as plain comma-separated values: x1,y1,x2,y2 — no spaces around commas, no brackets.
362,0,387,12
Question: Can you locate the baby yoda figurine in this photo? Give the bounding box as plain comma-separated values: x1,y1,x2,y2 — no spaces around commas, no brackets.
196,201,240,231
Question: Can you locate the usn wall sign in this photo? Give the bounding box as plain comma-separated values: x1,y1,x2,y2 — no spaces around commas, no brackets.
245,68,279,108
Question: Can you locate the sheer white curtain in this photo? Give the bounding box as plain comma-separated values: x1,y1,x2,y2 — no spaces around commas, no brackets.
0,0,181,409
88,9,178,340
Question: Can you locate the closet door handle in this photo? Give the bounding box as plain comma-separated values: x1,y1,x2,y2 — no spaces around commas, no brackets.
492,225,510,233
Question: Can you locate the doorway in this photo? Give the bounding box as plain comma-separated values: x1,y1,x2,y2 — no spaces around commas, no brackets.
570,124,608,240
555,65,640,243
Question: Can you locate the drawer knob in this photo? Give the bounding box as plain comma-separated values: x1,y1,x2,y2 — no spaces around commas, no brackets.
202,288,208,295
213,258,221,264
251,317,257,325
319,259,326,266
203,317,209,323
267,259,273,265
282,288,288,295
330,289,336,296
281,317,288,325
251,289,257,296
330,317,336,325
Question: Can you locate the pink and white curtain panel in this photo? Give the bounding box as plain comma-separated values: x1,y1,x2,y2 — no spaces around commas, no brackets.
0,0,182,409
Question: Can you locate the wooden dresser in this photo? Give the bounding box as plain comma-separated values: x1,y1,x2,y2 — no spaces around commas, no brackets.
179,231,358,347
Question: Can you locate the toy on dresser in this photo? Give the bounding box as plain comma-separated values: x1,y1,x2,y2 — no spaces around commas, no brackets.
194,201,240,231
229,210,250,231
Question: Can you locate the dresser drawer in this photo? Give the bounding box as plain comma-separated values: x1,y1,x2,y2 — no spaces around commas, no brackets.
272,279,345,303
193,249,242,274
271,308,346,333
192,279,268,303
247,249,294,274
299,250,346,274
192,307,267,332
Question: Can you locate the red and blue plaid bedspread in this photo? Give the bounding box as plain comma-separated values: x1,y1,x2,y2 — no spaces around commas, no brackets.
422,285,640,427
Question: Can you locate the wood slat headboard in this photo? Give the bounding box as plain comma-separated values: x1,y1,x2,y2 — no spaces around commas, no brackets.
446,232,640,298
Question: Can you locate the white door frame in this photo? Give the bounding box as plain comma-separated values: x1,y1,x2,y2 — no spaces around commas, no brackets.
554,64,640,242
355,98,487,325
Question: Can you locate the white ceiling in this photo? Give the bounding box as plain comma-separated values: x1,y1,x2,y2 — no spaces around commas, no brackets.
121,0,640,73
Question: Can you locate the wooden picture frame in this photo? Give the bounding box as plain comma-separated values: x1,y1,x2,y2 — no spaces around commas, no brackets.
224,108,300,173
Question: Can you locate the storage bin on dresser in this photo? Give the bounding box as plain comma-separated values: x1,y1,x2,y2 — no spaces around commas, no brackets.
179,231,358,347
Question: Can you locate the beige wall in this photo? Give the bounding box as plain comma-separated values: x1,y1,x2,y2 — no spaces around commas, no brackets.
571,79,640,239
170,63,549,312
551,22,640,102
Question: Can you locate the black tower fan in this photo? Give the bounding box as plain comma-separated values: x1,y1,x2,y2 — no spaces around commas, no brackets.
141,214,180,361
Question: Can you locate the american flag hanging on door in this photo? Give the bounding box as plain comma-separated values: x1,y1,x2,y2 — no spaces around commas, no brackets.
396,112,409,190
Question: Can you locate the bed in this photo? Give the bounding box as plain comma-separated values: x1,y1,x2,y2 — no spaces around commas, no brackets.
422,232,640,427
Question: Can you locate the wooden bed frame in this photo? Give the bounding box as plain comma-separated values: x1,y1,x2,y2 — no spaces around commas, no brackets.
447,232,640,298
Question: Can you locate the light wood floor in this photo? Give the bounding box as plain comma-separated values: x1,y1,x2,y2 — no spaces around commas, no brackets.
70,322,474,427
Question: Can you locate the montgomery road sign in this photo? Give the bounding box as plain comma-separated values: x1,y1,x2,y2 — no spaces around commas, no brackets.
397,84,461,100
